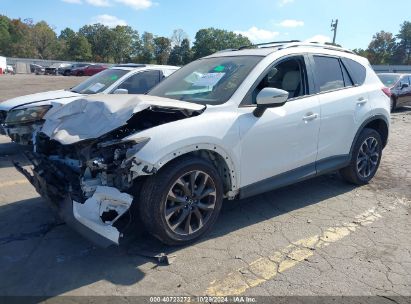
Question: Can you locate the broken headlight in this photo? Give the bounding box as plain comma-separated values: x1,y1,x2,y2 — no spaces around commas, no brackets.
5,105,52,124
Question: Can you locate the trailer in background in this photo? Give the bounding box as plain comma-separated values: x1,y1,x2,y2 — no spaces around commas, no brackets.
0,56,6,74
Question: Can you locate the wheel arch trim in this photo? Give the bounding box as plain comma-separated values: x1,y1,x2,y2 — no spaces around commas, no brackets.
350,114,389,157
154,143,239,198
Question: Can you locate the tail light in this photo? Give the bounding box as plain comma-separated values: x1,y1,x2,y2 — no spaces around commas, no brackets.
382,87,392,98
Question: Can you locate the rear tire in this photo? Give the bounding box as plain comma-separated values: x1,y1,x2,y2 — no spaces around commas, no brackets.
340,128,383,185
139,156,224,245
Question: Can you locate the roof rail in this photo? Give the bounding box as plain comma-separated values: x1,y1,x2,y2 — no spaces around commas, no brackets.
239,40,301,50
238,40,354,54
114,63,146,68
214,49,240,54
280,42,354,54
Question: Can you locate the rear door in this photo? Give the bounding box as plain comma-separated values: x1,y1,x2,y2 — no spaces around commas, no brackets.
311,55,369,172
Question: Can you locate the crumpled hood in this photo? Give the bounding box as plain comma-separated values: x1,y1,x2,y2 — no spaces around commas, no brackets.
41,94,206,145
0,90,83,111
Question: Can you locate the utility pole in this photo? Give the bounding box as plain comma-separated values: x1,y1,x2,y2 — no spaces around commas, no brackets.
331,19,339,45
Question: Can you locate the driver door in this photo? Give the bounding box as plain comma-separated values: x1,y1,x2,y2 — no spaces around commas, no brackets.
238,55,321,197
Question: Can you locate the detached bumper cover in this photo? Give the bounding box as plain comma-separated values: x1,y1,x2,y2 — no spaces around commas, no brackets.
14,153,133,248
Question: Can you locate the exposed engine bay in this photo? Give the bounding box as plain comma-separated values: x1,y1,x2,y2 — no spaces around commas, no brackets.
15,100,204,246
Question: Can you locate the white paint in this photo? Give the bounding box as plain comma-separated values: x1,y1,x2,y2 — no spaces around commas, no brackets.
72,186,133,244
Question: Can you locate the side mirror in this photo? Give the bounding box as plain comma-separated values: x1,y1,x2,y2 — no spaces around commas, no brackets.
401,82,409,89
113,88,129,94
253,88,289,117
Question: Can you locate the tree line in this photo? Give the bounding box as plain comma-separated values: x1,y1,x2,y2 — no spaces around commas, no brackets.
0,15,250,65
353,21,411,65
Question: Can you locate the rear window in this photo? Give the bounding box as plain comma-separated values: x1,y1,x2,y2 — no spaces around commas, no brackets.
341,58,366,86
313,56,345,92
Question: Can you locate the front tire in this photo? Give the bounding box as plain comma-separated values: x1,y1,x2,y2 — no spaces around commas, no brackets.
340,128,383,185
139,156,224,245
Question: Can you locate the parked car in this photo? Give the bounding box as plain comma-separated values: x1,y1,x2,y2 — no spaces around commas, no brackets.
30,64,45,74
45,63,71,75
5,65,14,74
14,42,390,247
35,66,45,75
58,63,89,76
0,65,179,144
377,73,411,111
71,64,108,76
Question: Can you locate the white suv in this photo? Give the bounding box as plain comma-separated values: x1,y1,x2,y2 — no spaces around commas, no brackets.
0,64,179,144
15,42,390,247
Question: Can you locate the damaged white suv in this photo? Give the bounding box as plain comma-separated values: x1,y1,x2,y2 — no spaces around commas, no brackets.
15,42,390,247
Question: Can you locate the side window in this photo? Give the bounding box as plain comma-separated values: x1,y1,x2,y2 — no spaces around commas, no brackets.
117,70,161,94
313,56,345,92
341,62,354,87
252,56,307,103
341,58,366,86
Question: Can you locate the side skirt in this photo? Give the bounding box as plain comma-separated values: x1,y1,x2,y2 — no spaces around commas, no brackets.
239,155,350,200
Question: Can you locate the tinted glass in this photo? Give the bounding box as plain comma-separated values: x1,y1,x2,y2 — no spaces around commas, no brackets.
341,58,366,86
71,69,128,94
254,57,307,101
148,56,263,105
313,56,345,92
378,74,400,87
341,62,354,87
118,70,160,94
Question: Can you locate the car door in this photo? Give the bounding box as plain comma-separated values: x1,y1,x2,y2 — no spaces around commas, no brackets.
396,76,407,105
312,55,369,171
397,76,411,105
238,55,321,195
115,70,161,94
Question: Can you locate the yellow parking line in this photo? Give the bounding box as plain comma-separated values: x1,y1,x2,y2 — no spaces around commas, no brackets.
0,179,29,188
206,199,407,296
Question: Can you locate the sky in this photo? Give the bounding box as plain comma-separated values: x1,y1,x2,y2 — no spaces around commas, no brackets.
0,0,409,50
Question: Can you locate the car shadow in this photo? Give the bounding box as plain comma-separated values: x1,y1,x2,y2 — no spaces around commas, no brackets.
393,106,411,113
0,139,32,168
0,171,356,298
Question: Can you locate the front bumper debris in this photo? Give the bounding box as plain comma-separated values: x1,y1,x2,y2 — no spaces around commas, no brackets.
14,152,134,247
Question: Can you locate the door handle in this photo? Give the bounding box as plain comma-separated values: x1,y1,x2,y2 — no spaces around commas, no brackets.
302,113,318,121
357,97,368,105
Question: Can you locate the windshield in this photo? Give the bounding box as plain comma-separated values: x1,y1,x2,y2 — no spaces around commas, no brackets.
148,56,263,105
71,69,128,94
378,74,400,87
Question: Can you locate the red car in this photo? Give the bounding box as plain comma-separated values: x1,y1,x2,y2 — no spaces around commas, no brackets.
71,64,108,76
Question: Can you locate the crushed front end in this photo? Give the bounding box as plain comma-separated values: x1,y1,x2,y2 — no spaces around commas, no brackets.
14,132,147,247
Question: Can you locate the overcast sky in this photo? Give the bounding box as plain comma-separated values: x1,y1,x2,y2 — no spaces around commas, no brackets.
0,0,409,49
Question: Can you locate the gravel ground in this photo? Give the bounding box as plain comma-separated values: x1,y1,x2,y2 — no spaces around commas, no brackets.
0,75,410,301
0,74,87,102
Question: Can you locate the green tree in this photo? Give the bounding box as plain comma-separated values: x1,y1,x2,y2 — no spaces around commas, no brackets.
352,48,369,58
154,36,171,64
192,28,251,59
7,18,36,58
394,21,411,64
79,23,114,62
168,45,183,65
31,21,59,59
139,32,155,63
111,26,140,63
67,34,92,61
181,38,192,64
0,15,12,56
366,31,396,64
